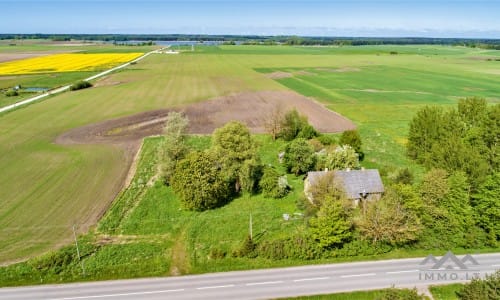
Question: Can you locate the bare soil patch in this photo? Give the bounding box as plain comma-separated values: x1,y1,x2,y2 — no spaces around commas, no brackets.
294,70,316,76
316,67,361,73
56,90,355,148
265,71,293,79
94,76,126,87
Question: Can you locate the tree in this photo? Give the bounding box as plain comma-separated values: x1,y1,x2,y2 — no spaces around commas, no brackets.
238,158,263,195
308,196,353,248
357,185,422,245
482,104,499,170
473,173,500,242
406,99,498,191
457,270,500,300
458,96,488,128
264,105,284,141
322,145,360,170
296,124,318,140
418,169,471,248
306,171,339,207
259,166,290,199
171,151,231,211
339,130,363,159
283,138,316,175
211,121,257,190
444,172,476,246
420,169,449,206
159,112,190,184
278,108,317,141
407,106,447,163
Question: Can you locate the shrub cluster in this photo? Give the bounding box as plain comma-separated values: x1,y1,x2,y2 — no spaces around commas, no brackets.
70,81,93,91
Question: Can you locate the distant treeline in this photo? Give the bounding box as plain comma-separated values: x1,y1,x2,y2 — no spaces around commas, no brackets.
1,34,499,49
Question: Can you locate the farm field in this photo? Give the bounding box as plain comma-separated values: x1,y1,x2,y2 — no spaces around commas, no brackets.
0,42,156,108
0,53,143,75
0,44,499,269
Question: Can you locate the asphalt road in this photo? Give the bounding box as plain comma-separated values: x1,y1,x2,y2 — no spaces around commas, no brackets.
1,253,498,300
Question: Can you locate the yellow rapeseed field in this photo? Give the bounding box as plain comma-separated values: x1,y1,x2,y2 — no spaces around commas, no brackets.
0,53,143,75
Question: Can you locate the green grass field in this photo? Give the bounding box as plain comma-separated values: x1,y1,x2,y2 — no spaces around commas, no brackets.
0,44,499,267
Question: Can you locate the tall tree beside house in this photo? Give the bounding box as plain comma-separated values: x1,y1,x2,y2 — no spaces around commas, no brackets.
357,184,422,245
308,196,353,248
159,112,190,184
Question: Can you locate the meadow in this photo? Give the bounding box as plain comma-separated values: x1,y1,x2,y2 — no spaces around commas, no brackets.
0,44,498,275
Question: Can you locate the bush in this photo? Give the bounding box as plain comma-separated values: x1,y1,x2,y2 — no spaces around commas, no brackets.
392,168,414,184
70,81,93,91
232,235,257,258
316,134,336,146
5,89,18,97
259,166,290,198
283,138,316,175
457,270,500,300
257,235,322,260
376,286,426,300
297,124,318,139
208,248,227,259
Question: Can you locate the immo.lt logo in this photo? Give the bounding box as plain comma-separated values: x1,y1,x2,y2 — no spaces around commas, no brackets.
418,251,481,281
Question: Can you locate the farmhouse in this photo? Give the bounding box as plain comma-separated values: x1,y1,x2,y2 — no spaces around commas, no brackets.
304,169,384,206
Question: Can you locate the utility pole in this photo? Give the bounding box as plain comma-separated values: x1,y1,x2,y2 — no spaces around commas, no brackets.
249,213,253,240
72,224,85,276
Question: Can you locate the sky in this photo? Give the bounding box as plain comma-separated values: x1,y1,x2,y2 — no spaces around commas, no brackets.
1,0,499,38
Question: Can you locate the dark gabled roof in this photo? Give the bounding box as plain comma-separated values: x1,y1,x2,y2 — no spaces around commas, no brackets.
334,169,384,199
306,169,384,200
306,171,330,187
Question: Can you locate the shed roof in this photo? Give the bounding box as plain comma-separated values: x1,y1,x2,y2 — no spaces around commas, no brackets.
306,169,384,200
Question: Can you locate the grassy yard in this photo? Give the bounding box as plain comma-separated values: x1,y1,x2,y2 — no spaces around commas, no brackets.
0,44,498,267
429,284,463,300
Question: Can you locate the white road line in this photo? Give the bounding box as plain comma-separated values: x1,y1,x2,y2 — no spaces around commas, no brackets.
246,281,284,286
386,270,419,274
50,289,185,300
293,277,330,282
340,273,376,278
196,284,235,290
492,264,500,267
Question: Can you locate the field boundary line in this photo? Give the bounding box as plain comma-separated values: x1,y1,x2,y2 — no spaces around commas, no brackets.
0,49,162,115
